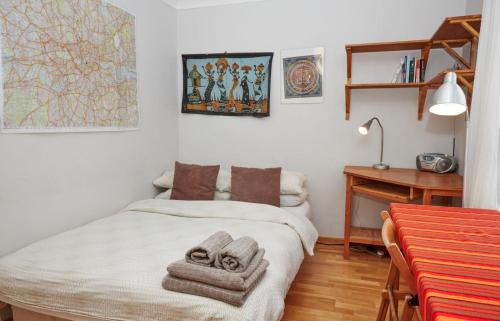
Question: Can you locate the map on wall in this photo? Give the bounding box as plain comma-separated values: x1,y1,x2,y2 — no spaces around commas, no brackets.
0,0,138,132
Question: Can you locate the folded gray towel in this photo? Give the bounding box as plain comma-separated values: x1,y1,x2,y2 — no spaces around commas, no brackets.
162,265,266,306
215,236,258,272
186,231,233,267
168,249,268,291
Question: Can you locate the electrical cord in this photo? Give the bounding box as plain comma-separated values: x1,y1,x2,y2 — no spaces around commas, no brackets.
350,245,387,258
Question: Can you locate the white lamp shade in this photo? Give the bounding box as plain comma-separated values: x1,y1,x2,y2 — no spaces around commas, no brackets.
358,118,373,135
429,72,467,116
358,126,369,135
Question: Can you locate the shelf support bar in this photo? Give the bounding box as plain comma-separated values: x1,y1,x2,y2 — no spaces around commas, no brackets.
421,44,431,62
460,21,480,39
421,44,431,83
417,44,431,121
466,90,473,114
345,86,351,120
440,41,471,69
467,38,478,112
469,39,478,71
346,47,352,84
457,75,473,92
345,47,352,120
418,86,428,121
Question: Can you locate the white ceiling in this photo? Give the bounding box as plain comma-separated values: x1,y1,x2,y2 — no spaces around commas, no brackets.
163,0,264,10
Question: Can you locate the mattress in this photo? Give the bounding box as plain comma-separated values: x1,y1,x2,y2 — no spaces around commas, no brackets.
282,201,312,220
0,199,318,321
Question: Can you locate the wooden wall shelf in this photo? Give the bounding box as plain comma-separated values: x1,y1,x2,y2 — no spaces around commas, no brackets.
345,15,481,120
347,83,427,89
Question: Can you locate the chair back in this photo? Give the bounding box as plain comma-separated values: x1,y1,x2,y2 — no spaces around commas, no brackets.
380,211,418,294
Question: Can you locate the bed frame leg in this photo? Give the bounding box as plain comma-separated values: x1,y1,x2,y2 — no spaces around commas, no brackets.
0,302,12,321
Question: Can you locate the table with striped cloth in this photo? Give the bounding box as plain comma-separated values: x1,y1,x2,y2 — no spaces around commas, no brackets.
389,203,500,321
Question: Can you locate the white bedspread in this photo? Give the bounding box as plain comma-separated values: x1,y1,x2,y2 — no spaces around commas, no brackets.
0,200,318,321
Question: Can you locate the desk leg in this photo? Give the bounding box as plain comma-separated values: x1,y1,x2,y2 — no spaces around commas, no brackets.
344,175,353,259
423,189,432,205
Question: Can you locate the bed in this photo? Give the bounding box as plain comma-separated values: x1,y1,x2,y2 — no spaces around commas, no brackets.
283,201,312,220
0,199,318,321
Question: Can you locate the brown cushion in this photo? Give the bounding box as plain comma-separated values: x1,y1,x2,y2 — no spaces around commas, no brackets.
171,162,220,200
231,166,281,207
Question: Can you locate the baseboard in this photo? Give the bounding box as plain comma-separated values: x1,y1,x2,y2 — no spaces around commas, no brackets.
317,236,344,245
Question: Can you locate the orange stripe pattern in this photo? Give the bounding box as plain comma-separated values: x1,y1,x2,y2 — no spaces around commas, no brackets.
390,204,500,321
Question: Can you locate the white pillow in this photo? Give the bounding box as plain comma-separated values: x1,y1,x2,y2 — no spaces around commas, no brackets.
153,169,231,191
216,170,231,193
280,171,307,195
155,189,308,207
153,171,174,188
155,190,231,201
280,189,308,207
214,191,231,201
155,190,171,199
153,169,306,195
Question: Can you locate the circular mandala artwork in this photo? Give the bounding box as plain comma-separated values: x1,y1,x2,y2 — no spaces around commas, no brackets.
286,59,321,96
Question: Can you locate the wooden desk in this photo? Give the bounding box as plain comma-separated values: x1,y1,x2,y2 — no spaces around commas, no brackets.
343,166,463,258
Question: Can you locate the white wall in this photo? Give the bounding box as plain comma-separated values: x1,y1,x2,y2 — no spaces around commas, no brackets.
0,0,178,256
177,0,467,237
466,0,484,14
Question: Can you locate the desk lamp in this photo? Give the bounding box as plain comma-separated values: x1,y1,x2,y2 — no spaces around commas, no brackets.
358,117,390,170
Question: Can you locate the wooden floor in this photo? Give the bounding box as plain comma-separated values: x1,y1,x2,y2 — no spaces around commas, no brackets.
282,243,391,321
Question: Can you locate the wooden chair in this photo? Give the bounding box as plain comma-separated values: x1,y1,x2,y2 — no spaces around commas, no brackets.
376,211,421,321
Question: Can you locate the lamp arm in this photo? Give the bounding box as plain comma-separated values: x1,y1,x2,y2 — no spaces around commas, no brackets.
372,117,384,164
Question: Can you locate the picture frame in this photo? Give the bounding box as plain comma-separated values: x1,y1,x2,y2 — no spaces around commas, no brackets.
281,47,324,104
182,52,274,117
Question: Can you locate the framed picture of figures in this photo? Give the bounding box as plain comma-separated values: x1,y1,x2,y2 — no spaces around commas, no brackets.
281,47,324,104
182,53,274,117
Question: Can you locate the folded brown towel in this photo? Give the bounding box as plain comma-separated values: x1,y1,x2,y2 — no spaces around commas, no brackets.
162,265,266,306
186,231,233,267
168,249,267,291
215,236,258,272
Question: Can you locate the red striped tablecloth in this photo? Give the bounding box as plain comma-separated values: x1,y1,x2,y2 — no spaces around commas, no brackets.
389,203,500,321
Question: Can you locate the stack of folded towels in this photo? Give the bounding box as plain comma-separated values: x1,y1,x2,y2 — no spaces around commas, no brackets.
163,231,269,306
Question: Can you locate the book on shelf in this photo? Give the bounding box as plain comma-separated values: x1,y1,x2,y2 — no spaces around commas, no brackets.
415,59,421,83
420,59,426,82
391,58,404,83
405,55,410,83
401,57,406,83
395,56,425,84
409,57,415,83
